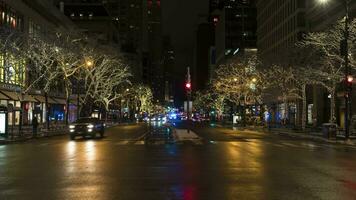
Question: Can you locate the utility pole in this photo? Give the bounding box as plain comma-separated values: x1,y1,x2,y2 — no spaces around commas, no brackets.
186,67,192,121
342,0,352,140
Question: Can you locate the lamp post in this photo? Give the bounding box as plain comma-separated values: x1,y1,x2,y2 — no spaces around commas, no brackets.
317,0,352,139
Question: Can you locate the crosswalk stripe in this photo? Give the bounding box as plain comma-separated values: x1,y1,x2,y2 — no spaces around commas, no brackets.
134,140,145,145
116,141,129,145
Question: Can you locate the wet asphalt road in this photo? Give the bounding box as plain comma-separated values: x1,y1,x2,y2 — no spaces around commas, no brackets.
1,122,356,200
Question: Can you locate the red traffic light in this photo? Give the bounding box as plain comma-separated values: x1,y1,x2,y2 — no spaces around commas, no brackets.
185,83,191,89
347,75,353,83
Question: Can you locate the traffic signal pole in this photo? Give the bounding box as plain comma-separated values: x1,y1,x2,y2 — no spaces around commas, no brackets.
343,0,352,140
186,67,192,121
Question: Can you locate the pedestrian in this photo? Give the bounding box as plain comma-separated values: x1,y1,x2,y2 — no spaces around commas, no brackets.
32,116,38,138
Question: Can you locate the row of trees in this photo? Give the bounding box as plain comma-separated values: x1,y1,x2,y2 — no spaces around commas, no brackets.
194,19,356,130
0,27,154,125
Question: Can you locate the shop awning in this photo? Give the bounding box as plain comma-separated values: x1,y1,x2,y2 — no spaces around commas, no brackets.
0,91,37,102
32,95,60,104
53,98,67,105
0,91,10,100
1,90,20,101
23,94,37,102
48,97,58,104
33,95,46,103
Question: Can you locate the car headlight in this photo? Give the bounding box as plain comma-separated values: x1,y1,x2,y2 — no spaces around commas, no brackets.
69,125,75,129
87,124,94,128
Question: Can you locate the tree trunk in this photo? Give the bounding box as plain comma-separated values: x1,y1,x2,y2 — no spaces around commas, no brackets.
45,92,50,130
19,101,23,136
283,96,288,127
330,90,336,123
65,85,70,125
302,84,307,131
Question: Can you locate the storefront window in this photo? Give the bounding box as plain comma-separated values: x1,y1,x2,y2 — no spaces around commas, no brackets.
2,54,26,86
0,100,6,105
0,1,23,30
0,54,4,82
308,104,313,124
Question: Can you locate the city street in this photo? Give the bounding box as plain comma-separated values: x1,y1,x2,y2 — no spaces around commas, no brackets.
1,123,356,199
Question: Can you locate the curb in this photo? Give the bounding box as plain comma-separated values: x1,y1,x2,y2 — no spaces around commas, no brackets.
210,123,356,146
270,131,356,146
0,132,68,145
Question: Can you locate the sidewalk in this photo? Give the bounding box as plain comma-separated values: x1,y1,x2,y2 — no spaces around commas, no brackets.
0,122,137,145
267,127,356,146
212,122,356,146
0,128,68,145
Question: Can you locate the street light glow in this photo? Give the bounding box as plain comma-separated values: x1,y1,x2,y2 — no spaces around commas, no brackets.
86,60,93,67
317,0,329,4
347,75,353,83
185,83,191,89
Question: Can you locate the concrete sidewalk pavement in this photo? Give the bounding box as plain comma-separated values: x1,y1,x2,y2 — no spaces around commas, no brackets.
208,122,356,146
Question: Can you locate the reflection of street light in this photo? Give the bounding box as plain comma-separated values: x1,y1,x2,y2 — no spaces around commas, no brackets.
233,78,238,82
126,88,130,92
252,78,257,83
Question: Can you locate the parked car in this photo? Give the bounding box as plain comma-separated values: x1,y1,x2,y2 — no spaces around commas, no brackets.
68,117,105,140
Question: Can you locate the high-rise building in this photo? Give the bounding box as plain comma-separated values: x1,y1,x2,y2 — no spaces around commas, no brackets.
194,19,215,91
54,0,120,45
256,0,356,127
211,0,257,64
56,0,168,102
257,0,307,65
143,0,165,103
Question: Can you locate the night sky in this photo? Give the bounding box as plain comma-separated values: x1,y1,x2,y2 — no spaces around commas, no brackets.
162,0,209,105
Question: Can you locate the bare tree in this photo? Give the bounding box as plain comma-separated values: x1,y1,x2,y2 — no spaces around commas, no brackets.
298,19,356,123
264,65,298,125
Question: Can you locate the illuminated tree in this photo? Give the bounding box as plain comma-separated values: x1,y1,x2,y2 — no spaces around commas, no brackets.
298,19,356,123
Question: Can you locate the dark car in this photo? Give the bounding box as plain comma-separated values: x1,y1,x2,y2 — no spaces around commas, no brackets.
68,117,105,140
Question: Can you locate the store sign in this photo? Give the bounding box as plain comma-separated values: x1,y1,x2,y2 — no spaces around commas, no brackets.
0,113,6,134
0,83,21,92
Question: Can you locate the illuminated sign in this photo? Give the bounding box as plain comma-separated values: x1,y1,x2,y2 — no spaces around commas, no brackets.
0,113,5,134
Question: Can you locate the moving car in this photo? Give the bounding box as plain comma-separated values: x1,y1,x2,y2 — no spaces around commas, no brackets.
150,114,167,122
68,117,105,140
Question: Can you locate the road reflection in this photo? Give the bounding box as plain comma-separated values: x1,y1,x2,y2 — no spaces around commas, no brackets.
61,140,102,199
225,141,265,197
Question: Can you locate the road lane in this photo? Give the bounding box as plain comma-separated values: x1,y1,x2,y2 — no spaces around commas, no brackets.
0,123,356,199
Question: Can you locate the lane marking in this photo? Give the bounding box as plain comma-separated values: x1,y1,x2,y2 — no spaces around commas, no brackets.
134,140,145,145
116,141,129,145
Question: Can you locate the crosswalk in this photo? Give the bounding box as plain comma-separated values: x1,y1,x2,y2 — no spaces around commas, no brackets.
111,139,355,150
31,138,356,150
115,139,205,146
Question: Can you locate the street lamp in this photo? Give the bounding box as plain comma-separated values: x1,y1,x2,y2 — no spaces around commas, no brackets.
86,60,93,67
316,0,352,139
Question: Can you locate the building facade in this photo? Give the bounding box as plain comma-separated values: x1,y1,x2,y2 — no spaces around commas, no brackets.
257,0,306,65
0,0,76,137
256,0,356,128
